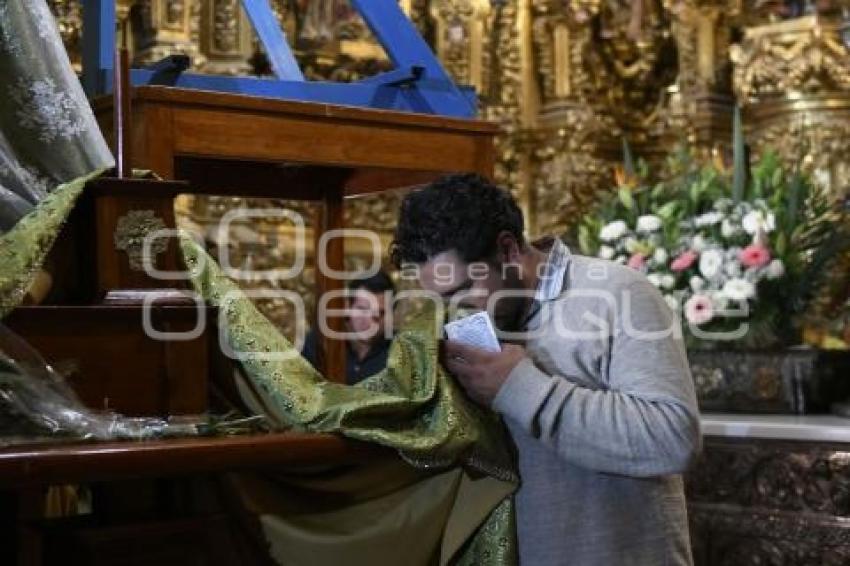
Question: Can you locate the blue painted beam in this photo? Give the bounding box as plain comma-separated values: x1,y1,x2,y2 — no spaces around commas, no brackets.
241,0,304,81
125,70,473,116
80,0,478,118
358,66,423,86
81,0,114,96
349,0,476,117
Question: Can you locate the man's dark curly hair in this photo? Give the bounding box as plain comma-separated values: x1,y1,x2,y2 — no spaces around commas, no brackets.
390,173,525,267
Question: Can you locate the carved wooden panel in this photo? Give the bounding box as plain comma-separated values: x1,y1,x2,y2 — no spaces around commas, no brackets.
687,437,850,565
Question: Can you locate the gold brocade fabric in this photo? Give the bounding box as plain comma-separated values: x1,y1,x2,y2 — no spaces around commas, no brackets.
0,175,519,564
0,169,105,317
181,235,518,564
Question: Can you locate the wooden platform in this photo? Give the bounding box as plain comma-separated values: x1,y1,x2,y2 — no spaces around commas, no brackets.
0,432,383,489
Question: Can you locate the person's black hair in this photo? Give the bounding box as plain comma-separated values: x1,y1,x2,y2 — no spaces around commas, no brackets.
347,269,396,294
389,173,524,266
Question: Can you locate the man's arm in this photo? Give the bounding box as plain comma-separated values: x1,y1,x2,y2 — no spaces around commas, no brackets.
492,280,701,478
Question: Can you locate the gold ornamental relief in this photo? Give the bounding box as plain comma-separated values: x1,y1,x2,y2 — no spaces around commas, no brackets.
114,210,169,272
731,15,850,104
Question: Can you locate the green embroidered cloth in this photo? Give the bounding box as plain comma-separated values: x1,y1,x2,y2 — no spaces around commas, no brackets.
0,177,518,564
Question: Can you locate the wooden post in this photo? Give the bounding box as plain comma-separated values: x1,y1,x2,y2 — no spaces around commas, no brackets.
315,184,346,383
114,19,132,178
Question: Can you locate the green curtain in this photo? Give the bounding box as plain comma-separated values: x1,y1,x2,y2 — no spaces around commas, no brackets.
181,235,518,564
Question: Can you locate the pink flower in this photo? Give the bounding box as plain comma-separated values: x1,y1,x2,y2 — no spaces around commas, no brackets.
739,244,771,269
684,294,714,325
627,253,646,270
671,250,698,272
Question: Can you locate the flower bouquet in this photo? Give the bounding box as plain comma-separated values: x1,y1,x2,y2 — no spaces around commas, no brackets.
571,115,850,414
574,137,849,352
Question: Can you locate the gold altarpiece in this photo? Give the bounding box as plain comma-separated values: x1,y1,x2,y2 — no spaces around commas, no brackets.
46,0,850,335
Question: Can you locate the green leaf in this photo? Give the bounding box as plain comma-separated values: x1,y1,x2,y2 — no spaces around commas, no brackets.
774,231,787,256
622,138,636,177
771,165,783,190
656,201,679,219
618,187,635,211
578,224,593,255
732,106,747,202
786,171,803,231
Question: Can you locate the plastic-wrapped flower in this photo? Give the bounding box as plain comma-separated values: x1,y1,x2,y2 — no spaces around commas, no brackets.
600,220,628,242
685,294,714,325
739,244,771,268
653,247,668,264
627,253,647,270
742,210,776,235
637,214,663,233
671,250,698,272
699,249,724,279
766,259,785,279
722,278,756,301
598,245,616,260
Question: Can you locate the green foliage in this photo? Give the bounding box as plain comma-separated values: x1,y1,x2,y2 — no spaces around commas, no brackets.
569,138,850,349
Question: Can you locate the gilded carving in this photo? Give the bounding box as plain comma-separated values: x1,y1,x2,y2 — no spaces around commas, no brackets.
212,0,239,53
731,15,850,104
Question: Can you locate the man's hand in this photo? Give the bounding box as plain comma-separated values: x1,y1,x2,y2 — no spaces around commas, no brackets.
442,341,526,407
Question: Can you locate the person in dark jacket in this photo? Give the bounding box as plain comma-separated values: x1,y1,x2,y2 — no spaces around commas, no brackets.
301,270,395,385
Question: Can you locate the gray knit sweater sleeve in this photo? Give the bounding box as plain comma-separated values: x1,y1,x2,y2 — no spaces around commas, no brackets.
493,278,702,478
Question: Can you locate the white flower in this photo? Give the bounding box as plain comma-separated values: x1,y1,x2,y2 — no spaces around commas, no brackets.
766,259,785,279
647,274,663,287
663,295,680,312
653,247,669,264
714,198,734,212
695,212,723,227
614,255,627,264
710,291,730,311
724,260,742,278
721,219,739,238
600,220,628,242
722,278,756,301
598,245,616,260
742,210,776,235
691,235,709,252
699,249,724,279
660,274,676,290
637,214,663,233
624,237,640,253
690,275,706,292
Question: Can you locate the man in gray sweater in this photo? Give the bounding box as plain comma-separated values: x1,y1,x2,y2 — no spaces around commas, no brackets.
390,174,701,565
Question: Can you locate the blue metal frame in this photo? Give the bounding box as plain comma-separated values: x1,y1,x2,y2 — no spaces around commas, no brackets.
81,0,476,118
